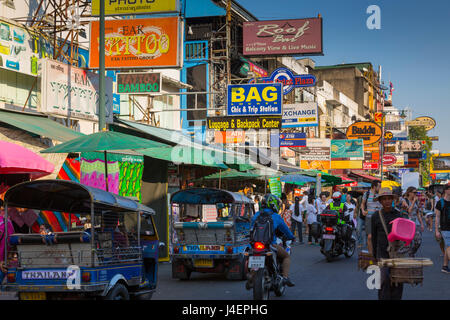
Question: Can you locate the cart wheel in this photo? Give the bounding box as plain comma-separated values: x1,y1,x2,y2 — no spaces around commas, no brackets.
105,283,130,300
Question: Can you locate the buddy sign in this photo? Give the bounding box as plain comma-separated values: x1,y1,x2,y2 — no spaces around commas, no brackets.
346,121,382,145
227,83,282,116
89,17,180,69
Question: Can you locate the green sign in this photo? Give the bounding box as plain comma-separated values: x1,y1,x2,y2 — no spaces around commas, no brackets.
117,72,161,94
268,177,282,198
331,139,364,160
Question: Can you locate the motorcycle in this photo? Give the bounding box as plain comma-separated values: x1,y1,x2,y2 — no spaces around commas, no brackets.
246,235,292,300
318,210,356,262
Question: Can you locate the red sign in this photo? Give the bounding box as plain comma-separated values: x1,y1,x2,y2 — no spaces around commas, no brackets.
383,154,397,166
243,18,323,56
363,162,379,170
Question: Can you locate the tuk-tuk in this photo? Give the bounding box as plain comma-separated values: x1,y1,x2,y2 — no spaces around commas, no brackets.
1,180,161,300
170,188,254,280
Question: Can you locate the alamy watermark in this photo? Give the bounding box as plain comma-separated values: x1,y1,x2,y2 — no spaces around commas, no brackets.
367,5,381,30
366,265,381,290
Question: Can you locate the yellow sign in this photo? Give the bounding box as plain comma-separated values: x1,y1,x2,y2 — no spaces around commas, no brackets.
91,0,178,16
431,153,450,173
331,160,363,169
406,116,436,131
300,160,331,170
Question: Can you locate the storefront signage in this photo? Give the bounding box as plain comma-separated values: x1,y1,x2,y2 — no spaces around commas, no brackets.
382,154,397,166
395,140,423,153
243,18,323,56
331,160,363,170
282,103,318,128
214,130,245,144
363,162,379,170
346,121,382,145
406,116,436,131
271,132,306,148
227,83,282,116
117,72,161,94
331,139,364,160
39,59,113,123
89,17,180,69
268,177,282,198
207,116,282,131
300,138,331,170
91,0,178,16
249,67,316,95
384,131,394,140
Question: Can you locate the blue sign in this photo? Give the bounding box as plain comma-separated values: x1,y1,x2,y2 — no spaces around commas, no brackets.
113,94,120,114
227,83,282,116
390,136,408,141
271,132,306,148
249,67,316,95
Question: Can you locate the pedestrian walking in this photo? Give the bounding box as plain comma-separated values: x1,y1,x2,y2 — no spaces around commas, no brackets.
315,193,329,215
369,188,404,300
435,184,450,274
290,196,304,244
404,187,425,256
305,196,318,245
0,197,15,284
360,181,382,250
343,194,356,226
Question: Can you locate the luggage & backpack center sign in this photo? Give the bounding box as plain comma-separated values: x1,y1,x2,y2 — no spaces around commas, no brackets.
207,116,282,131
346,121,382,145
249,67,316,95
227,83,282,116
117,72,161,94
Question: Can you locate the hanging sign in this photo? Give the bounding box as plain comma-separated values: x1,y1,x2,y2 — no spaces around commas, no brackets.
207,116,282,131
249,67,316,95
383,154,397,166
117,72,161,94
271,132,307,148
282,103,318,128
346,121,382,145
91,0,178,16
227,83,282,116
406,116,436,131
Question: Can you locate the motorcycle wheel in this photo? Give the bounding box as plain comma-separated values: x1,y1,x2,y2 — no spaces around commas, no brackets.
274,275,286,297
325,252,333,262
253,268,270,300
344,238,356,258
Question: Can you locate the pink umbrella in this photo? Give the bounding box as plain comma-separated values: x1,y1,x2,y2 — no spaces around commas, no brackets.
0,140,54,180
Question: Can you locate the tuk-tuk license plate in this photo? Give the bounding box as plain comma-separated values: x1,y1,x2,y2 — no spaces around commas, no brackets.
248,256,265,269
20,292,46,300
322,234,335,240
193,259,214,268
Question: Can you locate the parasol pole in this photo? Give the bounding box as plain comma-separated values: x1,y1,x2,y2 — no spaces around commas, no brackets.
104,150,109,192
219,169,222,189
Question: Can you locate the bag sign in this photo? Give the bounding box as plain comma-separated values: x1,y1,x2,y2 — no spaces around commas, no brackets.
117,72,161,94
346,121,382,145
227,83,282,116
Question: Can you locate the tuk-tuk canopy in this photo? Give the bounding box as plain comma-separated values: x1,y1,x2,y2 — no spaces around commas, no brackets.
171,188,253,205
4,180,155,215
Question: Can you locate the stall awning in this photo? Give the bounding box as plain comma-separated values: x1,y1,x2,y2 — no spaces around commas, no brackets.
0,110,84,142
348,171,381,182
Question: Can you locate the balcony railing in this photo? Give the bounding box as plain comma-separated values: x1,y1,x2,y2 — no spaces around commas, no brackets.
185,41,208,61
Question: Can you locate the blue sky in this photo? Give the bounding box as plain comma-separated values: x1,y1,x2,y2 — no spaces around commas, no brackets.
237,0,450,152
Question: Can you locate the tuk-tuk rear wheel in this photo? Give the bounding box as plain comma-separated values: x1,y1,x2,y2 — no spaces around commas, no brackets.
105,283,130,300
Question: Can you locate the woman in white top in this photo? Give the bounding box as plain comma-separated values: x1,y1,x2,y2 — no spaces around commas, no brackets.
290,196,305,244
306,197,318,245
315,193,329,215
343,194,356,227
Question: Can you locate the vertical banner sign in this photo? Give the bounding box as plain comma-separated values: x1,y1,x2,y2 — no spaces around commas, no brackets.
91,0,178,16
89,17,180,69
227,83,282,116
269,177,282,198
243,18,323,56
282,103,318,128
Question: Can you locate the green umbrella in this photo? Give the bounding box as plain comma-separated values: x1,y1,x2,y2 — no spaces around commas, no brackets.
202,169,260,180
41,130,168,192
294,170,344,186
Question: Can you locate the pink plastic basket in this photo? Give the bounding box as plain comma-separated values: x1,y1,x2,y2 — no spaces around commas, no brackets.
388,218,416,246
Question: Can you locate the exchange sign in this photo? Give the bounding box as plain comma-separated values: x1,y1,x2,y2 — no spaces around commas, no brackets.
282,103,318,128
271,132,307,148
227,83,282,116
91,0,178,16
89,17,180,69
346,121,382,145
117,72,161,94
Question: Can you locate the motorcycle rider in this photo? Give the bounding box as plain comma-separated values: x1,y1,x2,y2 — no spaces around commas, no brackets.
326,192,349,246
247,194,296,288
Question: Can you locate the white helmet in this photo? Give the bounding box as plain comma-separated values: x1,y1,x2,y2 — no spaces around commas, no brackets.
332,192,342,200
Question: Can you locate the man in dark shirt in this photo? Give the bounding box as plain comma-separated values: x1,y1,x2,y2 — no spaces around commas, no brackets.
435,184,450,274
370,188,404,300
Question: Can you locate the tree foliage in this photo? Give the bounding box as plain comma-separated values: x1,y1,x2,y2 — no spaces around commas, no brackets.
408,126,432,186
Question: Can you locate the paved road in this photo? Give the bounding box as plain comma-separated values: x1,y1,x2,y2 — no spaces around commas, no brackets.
153,229,448,300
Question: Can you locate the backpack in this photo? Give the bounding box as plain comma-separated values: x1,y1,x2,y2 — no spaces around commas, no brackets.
250,211,274,245
439,199,450,230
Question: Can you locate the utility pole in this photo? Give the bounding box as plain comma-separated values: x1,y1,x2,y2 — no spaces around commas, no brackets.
226,0,231,85
98,0,106,131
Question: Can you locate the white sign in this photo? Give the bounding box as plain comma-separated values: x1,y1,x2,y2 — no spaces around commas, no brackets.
282,103,318,128
401,171,420,191
39,59,113,123
306,138,331,148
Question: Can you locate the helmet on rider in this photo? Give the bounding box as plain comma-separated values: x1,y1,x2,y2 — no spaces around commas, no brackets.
332,191,342,202
260,194,282,213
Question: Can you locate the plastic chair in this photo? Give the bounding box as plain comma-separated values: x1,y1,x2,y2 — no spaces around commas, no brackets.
387,218,416,246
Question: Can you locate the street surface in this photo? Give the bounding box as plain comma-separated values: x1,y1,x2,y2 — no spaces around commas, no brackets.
154,229,447,300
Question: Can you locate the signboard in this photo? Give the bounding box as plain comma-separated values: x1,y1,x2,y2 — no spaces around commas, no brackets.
406,116,436,131
91,0,178,16
268,177,282,198
89,17,180,69
391,154,405,167
281,148,296,158
271,132,306,148
404,158,420,168
207,116,282,131
39,59,113,123
382,154,397,166
113,93,120,114
282,103,318,128
384,131,394,140
202,205,217,223
430,136,439,141
363,162,379,170
300,138,331,170
431,154,450,173
227,83,282,116
249,67,316,95
331,139,364,160
214,131,245,144
243,18,323,56
117,72,161,94
346,121,382,145
395,140,423,153
374,112,385,125
331,160,363,170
